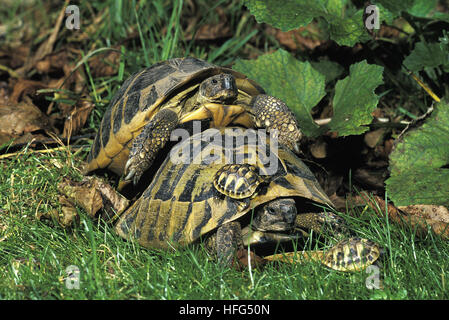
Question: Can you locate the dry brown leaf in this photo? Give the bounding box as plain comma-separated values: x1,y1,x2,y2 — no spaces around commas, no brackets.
88,50,121,77
364,128,385,148
57,195,79,227
58,177,104,218
0,85,9,105
353,167,386,190
0,132,47,147
58,176,129,222
35,50,70,74
88,176,130,222
383,139,394,158
185,22,232,41
10,79,46,103
266,25,324,51
349,193,402,219
0,45,30,69
398,205,449,224
349,194,449,239
328,192,347,211
233,249,267,271
62,99,95,139
184,7,232,41
0,102,51,137
37,195,79,227
310,139,327,159
15,0,69,76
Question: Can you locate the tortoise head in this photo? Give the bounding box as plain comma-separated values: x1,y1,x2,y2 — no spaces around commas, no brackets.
199,73,238,103
251,198,297,232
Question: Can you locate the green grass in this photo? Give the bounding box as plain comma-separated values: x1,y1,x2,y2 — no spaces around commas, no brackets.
1,0,448,300
0,148,448,299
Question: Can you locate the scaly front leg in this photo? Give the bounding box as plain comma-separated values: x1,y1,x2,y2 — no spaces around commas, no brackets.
251,94,302,153
124,108,178,185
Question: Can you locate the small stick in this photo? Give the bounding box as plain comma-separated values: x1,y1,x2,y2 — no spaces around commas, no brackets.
0,146,72,160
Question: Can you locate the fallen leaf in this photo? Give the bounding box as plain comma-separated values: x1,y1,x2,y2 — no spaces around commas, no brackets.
58,176,129,222
37,196,79,228
328,192,347,211
0,132,48,147
35,50,70,74
15,0,69,76
353,167,387,190
309,139,327,158
0,102,51,137
88,49,121,77
349,193,449,239
185,22,232,41
58,177,104,218
10,79,46,103
0,37,32,66
184,7,232,41
266,24,324,51
233,249,267,271
398,205,449,224
0,84,9,105
62,99,95,139
57,196,80,227
364,128,385,148
88,177,130,222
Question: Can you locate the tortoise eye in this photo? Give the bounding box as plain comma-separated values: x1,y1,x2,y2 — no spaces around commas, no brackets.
212,79,218,84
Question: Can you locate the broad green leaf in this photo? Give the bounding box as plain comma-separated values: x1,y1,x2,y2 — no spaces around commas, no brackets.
408,0,438,18
386,169,449,207
403,41,448,72
432,12,449,23
376,0,438,18
374,3,396,26
243,0,325,31
386,100,449,206
233,49,325,137
327,61,384,136
388,102,449,175
375,0,415,16
329,10,367,47
243,0,368,47
311,59,344,83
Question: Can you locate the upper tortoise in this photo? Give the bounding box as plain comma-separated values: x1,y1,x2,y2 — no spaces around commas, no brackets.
85,57,302,186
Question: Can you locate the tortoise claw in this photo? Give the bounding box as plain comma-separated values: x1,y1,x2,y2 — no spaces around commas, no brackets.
293,143,300,154
124,166,136,184
124,159,132,176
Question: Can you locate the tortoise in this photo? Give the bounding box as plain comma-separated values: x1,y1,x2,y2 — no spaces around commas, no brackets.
264,237,381,272
114,127,381,271
85,57,302,187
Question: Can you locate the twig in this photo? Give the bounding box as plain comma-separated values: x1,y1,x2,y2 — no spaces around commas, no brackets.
0,64,20,78
0,146,77,160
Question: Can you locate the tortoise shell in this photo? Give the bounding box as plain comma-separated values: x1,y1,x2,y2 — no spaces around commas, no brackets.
85,57,265,177
213,163,266,199
114,127,333,249
323,237,381,272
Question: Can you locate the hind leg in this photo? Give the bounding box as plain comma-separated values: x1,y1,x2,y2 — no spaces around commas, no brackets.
215,221,243,266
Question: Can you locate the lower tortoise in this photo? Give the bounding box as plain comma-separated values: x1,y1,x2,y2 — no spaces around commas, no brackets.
85,57,302,187
112,127,381,271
